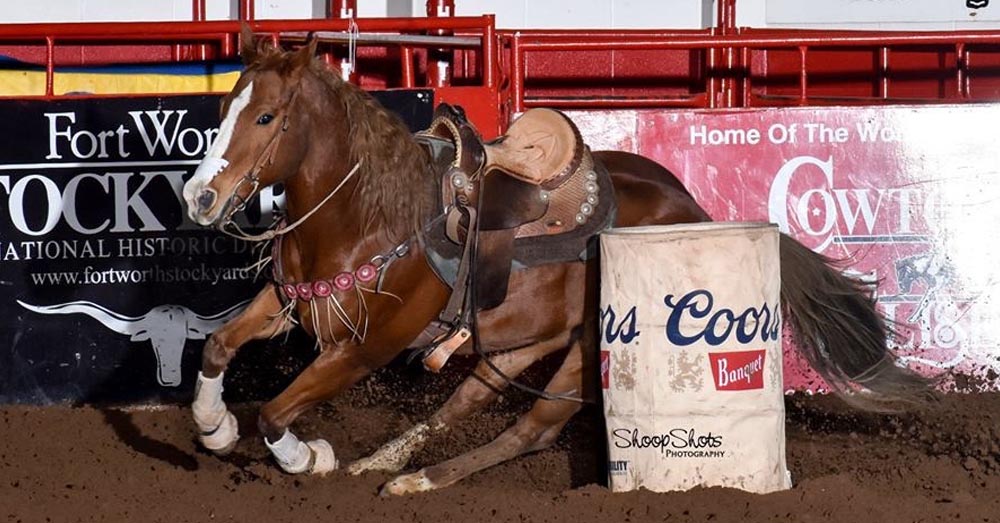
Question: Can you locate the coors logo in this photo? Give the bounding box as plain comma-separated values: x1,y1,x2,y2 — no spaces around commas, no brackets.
663,289,780,347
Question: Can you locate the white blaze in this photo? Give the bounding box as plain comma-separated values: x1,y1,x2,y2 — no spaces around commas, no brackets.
183,81,255,218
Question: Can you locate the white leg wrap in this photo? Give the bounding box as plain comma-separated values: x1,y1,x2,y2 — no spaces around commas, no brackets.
266,431,339,475
192,372,239,453
266,430,313,474
192,372,226,431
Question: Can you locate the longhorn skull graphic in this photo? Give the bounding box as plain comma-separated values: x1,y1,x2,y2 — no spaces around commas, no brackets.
17,300,249,387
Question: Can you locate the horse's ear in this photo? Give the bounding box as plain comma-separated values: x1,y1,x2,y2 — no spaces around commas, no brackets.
240,24,278,66
239,23,258,66
290,33,319,71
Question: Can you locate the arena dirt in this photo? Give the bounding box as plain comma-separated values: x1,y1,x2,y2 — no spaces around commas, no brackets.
3,359,1000,523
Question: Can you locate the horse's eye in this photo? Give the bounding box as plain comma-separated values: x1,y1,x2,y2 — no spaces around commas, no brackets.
257,114,274,125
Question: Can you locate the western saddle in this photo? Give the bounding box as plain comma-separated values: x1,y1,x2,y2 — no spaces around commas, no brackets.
411,104,616,371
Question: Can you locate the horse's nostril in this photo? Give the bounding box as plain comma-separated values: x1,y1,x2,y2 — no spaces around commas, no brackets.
197,190,217,213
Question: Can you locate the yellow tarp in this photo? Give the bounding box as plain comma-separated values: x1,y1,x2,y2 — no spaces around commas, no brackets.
0,69,241,96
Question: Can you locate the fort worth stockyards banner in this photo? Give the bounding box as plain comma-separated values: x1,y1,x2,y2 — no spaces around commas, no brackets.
0,91,432,404
572,105,1000,392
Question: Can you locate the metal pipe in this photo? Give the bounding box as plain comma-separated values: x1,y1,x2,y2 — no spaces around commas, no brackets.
799,45,808,105
221,33,234,58
878,46,890,98
240,0,255,21
0,21,998,47
740,45,750,107
717,0,736,33
513,32,1000,50
192,0,206,21
45,36,54,96
329,0,356,18
191,0,207,60
427,0,455,17
425,0,456,88
957,43,968,98
282,32,480,47
707,29,719,108
0,17,540,38
523,96,709,109
511,32,524,113
484,15,495,88
401,46,415,88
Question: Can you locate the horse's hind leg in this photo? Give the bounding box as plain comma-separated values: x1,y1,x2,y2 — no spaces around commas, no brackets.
348,332,571,475
381,340,586,495
193,287,290,455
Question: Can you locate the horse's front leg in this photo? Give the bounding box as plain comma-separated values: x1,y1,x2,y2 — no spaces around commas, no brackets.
256,344,376,475
192,286,290,455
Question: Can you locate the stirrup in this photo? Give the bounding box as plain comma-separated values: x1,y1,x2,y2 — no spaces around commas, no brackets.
422,325,471,372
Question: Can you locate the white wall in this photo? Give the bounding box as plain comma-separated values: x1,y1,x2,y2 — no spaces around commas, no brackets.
0,0,714,28
1,0,998,30
738,0,1000,30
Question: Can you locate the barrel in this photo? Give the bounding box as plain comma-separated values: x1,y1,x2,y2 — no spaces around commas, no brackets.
599,222,791,494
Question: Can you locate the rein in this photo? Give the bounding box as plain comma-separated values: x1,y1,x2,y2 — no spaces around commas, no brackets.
218,161,361,242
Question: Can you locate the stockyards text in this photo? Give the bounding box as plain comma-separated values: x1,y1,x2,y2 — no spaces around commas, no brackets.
0,95,277,402
573,105,1000,392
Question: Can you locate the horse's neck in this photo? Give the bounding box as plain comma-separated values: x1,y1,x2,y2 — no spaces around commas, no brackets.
279,88,431,280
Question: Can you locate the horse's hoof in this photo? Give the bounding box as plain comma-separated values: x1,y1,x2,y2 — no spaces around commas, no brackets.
306,440,338,475
199,411,239,455
380,470,434,496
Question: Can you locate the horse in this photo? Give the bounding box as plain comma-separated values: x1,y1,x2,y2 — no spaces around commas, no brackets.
181,30,931,495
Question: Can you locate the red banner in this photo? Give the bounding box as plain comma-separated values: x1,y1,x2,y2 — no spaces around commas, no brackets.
572,105,1000,391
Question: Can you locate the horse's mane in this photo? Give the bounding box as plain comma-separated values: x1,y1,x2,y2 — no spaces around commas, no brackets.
253,47,436,240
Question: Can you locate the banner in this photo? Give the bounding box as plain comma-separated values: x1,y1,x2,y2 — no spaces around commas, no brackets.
572,105,1000,391
0,90,432,404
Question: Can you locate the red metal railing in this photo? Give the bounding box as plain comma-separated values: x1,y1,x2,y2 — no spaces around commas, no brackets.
506,29,1000,111
2,0,1000,116
0,16,496,97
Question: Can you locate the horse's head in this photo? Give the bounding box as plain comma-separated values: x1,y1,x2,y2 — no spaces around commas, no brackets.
183,28,319,226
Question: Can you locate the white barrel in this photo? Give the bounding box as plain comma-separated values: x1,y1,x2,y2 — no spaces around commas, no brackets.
599,222,791,494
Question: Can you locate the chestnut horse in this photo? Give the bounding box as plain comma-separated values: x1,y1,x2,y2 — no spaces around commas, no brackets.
182,33,929,495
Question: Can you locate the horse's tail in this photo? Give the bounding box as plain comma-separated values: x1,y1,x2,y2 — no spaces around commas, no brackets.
779,233,937,410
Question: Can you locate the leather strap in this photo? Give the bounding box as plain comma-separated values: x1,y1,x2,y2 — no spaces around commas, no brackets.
419,205,478,372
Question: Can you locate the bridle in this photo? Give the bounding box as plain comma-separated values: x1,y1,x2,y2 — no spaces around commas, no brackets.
213,86,361,243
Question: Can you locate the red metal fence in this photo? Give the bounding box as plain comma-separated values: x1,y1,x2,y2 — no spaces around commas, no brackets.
1,0,1000,128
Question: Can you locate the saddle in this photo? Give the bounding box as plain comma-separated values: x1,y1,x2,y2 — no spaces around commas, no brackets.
411,104,616,371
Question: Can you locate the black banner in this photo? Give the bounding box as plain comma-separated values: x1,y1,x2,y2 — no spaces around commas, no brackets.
0,90,433,404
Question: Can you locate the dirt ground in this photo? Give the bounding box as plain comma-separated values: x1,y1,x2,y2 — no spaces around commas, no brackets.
2,359,1000,523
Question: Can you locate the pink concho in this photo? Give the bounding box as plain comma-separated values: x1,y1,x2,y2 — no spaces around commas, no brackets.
283,284,298,301
312,280,333,298
355,263,378,283
295,282,313,301
333,272,355,291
